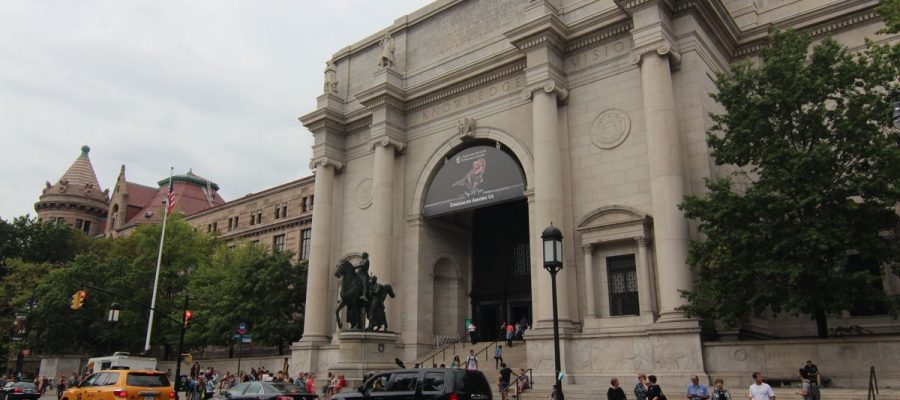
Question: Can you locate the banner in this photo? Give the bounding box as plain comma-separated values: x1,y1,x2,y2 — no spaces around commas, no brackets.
423,144,525,217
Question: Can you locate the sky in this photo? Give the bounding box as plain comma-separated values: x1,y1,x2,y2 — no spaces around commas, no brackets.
0,0,434,220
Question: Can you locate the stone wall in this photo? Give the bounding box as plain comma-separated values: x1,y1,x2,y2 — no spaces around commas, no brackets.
703,336,900,388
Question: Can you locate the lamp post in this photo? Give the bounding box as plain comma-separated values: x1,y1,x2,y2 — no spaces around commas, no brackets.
107,303,121,354
541,223,565,400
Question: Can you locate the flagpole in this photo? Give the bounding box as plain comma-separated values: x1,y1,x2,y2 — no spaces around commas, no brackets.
144,167,174,352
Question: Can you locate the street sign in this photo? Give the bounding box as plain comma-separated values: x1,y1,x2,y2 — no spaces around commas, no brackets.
233,334,252,343
237,322,247,335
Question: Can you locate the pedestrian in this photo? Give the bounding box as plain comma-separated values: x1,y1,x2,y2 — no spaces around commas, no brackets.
710,378,731,400
505,324,514,347
451,356,461,369
645,375,665,400
333,375,346,397
634,373,648,400
515,369,530,393
466,350,478,371
687,375,709,400
497,363,516,400
801,361,820,400
205,376,216,400
468,322,478,345
306,373,316,395
56,374,68,400
494,345,504,369
607,378,626,400
748,372,775,400
68,373,78,388
796,369,818,400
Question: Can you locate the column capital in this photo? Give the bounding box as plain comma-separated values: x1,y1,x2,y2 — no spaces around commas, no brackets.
521,80,569,102
635,236,651,247
581,244,594,254
369,137,407,153
628,40,681,66
309,157,345,172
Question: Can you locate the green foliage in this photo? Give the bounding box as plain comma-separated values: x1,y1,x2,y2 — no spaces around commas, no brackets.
189,245,306,353
680,31,900,337
877,0,900,34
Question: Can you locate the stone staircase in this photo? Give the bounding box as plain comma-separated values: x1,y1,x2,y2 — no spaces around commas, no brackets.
416,340,528,371
516,382,900,400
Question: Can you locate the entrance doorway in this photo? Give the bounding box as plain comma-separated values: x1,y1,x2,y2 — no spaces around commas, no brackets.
470,200,531,342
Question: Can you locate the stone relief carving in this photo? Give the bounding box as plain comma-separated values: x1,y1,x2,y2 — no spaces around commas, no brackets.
591,109,631,149
652,336,701,371
57,180,69,193
355,178,373,209
457,118,476,139
378,33,395,69
323,60,338,94
733,348,748,361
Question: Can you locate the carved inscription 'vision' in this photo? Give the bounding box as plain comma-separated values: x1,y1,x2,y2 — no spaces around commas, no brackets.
566,39,633,71
410,75,525,125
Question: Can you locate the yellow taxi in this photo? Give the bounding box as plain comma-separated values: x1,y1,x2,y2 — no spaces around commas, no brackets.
63,369,174,400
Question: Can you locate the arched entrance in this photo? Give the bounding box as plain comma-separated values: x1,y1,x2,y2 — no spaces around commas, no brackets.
423,140,532,343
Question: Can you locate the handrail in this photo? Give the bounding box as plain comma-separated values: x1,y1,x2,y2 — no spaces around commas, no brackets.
868,366,879,400
419,334,462,367
473,340,498,362
501,369,534,400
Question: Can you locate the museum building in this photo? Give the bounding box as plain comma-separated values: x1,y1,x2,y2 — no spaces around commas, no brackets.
294,0,899,386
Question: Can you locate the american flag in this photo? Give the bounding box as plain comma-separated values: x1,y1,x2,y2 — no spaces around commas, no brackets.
165,180,176,215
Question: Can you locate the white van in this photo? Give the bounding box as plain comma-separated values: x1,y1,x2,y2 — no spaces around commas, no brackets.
86,352,157,374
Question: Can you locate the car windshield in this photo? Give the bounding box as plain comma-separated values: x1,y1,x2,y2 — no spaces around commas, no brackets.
126,373,170,387
13,383,36,389
268,383,307,394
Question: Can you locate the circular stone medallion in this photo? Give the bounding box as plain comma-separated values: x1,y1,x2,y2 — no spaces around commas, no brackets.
591,109,631,149
355,178,373,209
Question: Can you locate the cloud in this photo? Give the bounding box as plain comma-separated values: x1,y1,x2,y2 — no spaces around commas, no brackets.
0,0,433,219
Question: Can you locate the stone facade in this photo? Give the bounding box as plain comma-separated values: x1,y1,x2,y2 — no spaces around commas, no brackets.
294,0,897,387
184,176,316,262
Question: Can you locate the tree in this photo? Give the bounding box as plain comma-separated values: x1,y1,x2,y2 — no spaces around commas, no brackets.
189,245,306,354
679,31,900,338
877,0,900,34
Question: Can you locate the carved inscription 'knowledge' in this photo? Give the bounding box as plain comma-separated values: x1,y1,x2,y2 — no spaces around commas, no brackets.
410,75,526,125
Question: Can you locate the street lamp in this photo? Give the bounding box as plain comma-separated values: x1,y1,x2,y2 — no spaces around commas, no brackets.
107,303,122,354
541,223,564,400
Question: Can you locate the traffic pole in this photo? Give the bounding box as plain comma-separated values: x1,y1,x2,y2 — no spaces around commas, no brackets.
174,292,189,399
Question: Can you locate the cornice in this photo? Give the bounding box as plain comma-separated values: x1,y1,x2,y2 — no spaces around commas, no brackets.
299,108,347,134
346,116,373,135
566,20,633,53
405,61,526,111
614,0,675,13
514,29,567,53
362,95,406,112
673,0,740,58
506,14,569,53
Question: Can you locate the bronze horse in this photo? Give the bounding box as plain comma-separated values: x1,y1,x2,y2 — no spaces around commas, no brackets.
334,260,365,330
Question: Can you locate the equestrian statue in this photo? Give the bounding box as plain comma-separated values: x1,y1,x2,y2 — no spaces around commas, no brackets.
334,252,396,331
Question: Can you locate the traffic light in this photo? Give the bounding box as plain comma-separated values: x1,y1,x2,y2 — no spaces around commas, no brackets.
70,290,87,310
183,310,193,327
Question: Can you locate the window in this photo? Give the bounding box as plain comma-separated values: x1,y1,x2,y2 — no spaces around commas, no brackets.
250,240,259,247
100,372,120,386
302,197,308,212
234,216,239,227
207,224,212,233
227,383,250,396
309,195,314,210
126,372,170,387
75,219,84,229
227,218,233,231
83,221,92,234
300,229,312,260
513,242,530,277
367,374,391,392
212,222,218,232
256,212,263,224
607,254,639,316
282,204,288,218
389,373,418,391
422,372,445,392
273,235,285,252
275,206,281,219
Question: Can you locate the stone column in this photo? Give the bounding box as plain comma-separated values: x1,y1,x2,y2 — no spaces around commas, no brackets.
636,46,692,321
531,84,572,327
302,160,340,342
634,236,656,318
370,139,400,328
582,244,597,318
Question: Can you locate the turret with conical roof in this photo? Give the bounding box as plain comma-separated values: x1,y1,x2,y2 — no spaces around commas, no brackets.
35,145,109,236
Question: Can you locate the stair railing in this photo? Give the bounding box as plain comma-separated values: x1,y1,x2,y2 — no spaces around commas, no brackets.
418,334,462,367
868,365,879,400
500,369,534,400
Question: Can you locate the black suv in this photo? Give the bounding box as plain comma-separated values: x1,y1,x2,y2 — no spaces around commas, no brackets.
334,369,492,400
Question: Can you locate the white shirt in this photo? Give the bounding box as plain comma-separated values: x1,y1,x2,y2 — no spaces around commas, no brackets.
466,355,478,370
748,383,774,400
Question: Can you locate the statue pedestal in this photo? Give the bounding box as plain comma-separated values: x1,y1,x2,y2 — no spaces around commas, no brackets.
330,330,400,385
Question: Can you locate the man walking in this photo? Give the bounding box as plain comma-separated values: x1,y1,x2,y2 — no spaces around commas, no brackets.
748,372,775,400
494,346,503,369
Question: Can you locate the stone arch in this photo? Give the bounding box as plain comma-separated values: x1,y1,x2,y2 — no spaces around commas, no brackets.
432,256,463,338
411,126,534,218
576,205,651,232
